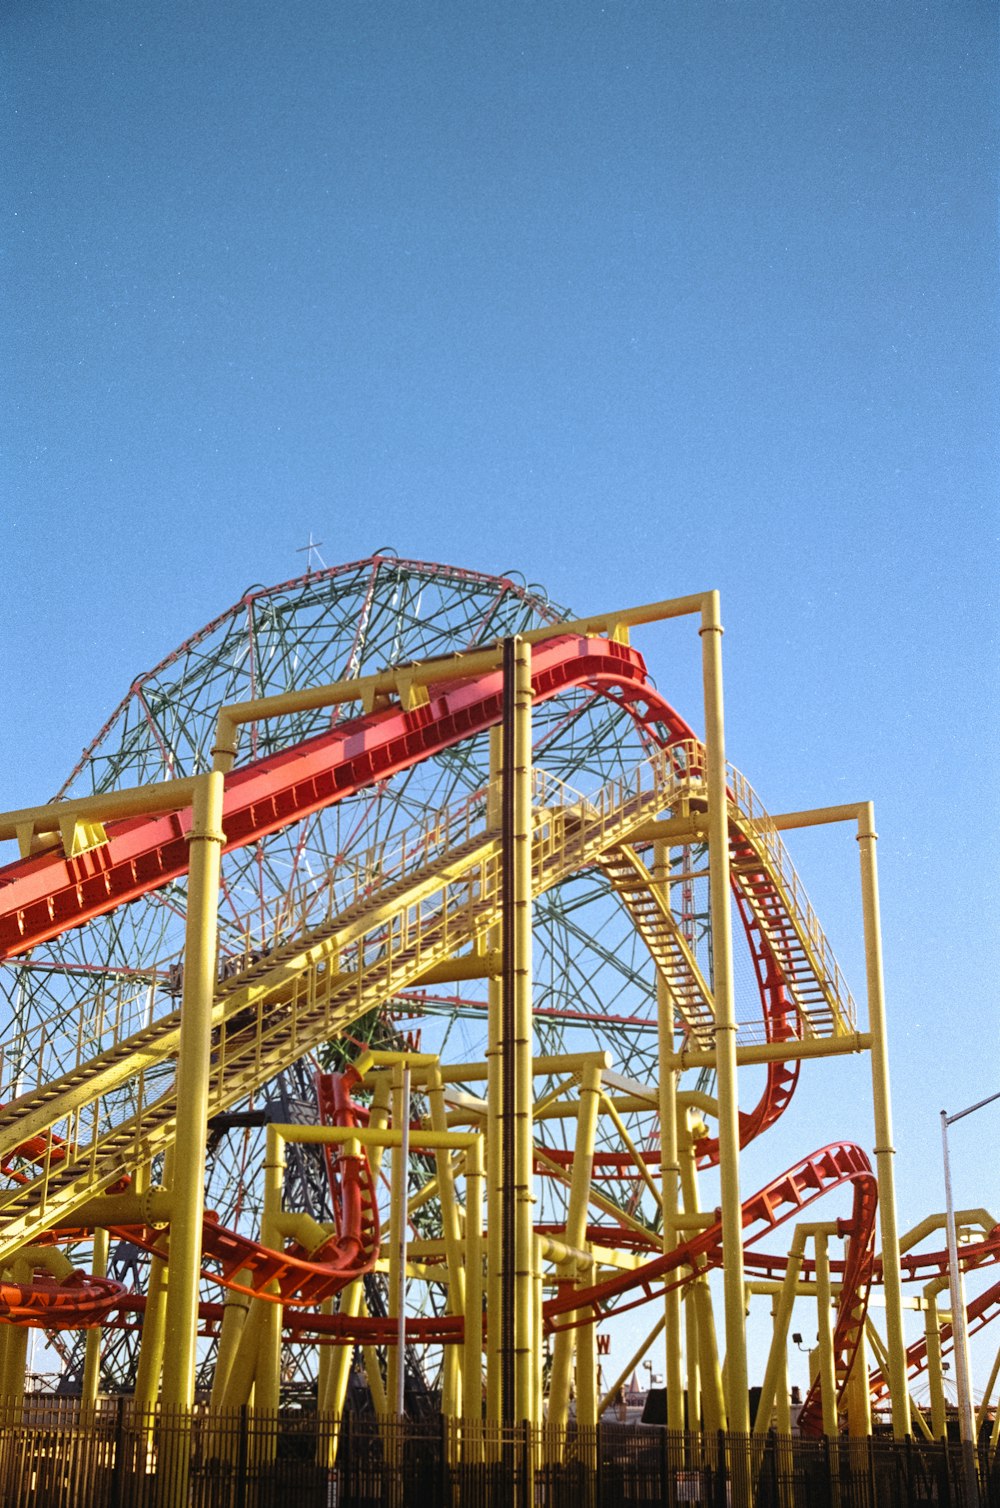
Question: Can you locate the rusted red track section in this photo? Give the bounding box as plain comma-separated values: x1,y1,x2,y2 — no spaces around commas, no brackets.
0,636,685,961
36,1141,875,1347
542,1141,875,1327
867,1265,1000,1409
0,1272,126,1328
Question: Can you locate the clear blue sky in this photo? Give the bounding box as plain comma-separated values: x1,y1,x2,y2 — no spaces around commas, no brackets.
3,1,998,1388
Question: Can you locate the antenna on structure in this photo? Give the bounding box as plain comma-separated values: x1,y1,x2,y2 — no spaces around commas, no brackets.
296,533,327,574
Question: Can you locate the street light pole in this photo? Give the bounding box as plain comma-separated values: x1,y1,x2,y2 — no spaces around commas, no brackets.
941,1088,1000,1508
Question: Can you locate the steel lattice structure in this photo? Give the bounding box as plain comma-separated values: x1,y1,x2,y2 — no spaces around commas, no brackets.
0,556,711,1393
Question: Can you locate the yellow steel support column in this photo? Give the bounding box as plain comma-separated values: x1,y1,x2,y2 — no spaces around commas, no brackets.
846,1319,871,1438
485,725,504,1424
81,1226,109,1403
547,1061,602,1429
814,1231,839,1439
134,1240,170,1410
576,1269,598,1430
857,802,910,1438
771,1295,791,1436
685,1284,701,1429
386,1065,406,1417
0,1322,27,1405
317,1279,365,1471
219,1294,264,1407
442,1340,460,1419
753,1229,808,1436
257,1129,286,1413
699,591,748,1435
510,637,536,1424
462,1138,484,1422
655,837,685,1430
426,1065,466,1407
210,1270,252,1409
679,1112,725,1432
160,770,225,1410
533,1247,544,1428
924,1289,948,1439
321,1279,364,1416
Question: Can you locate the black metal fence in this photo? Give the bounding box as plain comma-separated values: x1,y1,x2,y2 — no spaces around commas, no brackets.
1,1398,998,1508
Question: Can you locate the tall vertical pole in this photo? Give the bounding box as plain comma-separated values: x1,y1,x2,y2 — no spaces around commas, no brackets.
395,1064,411,1417
547,1061,602,1428
502,636,535,1424
486,726,504,1424
160,770,225,1409
699,591,748,1434
257,1130,284,1412
500,640,516,1426
655,839,684,1430
813,1232,838,1439
463,1138,484,1422
924,1289,947,1440
942,1111,979,1506
81,1226,109,1403
856,802,910,1438
386,1065,407,1417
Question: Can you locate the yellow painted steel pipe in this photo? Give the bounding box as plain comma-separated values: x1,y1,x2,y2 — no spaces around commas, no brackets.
679,1110,725,1433
210,1269,252,1410
667,1034,872,1071
256,1128,285,1413
976,1341,1000,1439
753,1228,808,1436
547,1061,602,1429
462,1137,484,1422
209,590,713,771
0,776,204,847
857,801,910,1438
814,1231,839,1438
846,1318,872,1438
655,837,685,1430
386,1063,406,1416
133,1234,171,1410
81,1226,109,1403
699,591,748,1438
159,772,225,1412
426,1065,467,1386
684,1282,701,1430
485,725,503,1425
510,638,537,1425
924,1287,948,1439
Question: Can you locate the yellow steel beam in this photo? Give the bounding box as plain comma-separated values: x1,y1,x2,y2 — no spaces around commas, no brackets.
700,591,747,1437
668,1033,872,1071
160,771,224,1412
210,591,713,771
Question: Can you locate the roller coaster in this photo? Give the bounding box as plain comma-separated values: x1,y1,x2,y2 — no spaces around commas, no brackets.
0,558,995,1501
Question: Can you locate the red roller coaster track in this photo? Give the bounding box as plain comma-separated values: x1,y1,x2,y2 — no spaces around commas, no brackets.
0,633,891,1429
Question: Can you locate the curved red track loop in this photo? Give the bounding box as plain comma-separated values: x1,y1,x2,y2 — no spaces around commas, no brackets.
796,1164,879,1436
0,1270,126,1330
27,1144,876,1360
866,1250,1000,1411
